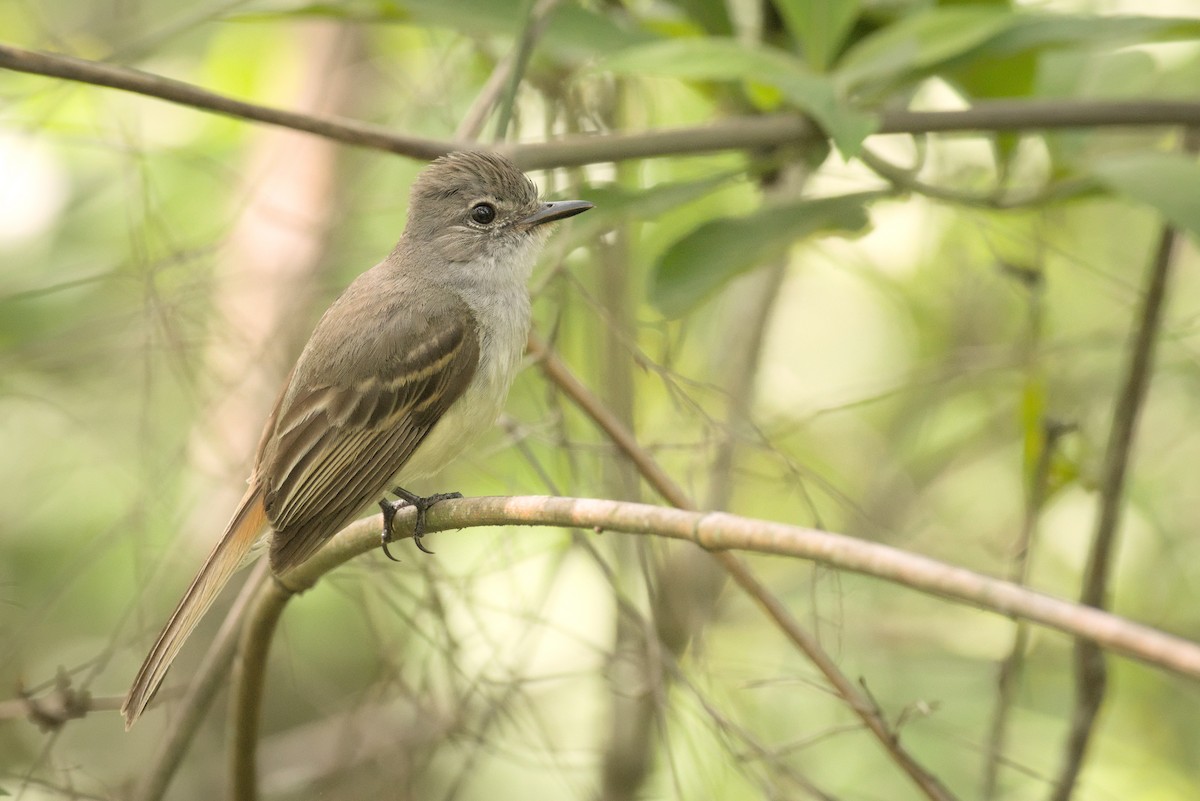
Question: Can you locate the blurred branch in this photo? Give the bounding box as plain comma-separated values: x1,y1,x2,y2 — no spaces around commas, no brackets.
859,146,1092,209
455,0,562,141
590,200,653,798
635,169,798,792
535,331,954,798
528,334,691,508
1049,133,1196,801
983,420,1072,799
492,0,560,141
0,669,120,729
6,43,1200,169
219,491,1200,800
135,562,270,801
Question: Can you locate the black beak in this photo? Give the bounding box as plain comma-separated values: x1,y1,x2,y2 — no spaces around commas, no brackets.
519,200,594,227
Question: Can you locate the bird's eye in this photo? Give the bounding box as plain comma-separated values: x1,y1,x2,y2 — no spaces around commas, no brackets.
470,203,497,225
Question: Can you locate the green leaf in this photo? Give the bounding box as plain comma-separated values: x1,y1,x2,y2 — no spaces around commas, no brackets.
971,14,1200,59
596,37,877,155
947,14,1200,100
579,173,738,220
836,6,1014,93
650,192,881,317
666,0,733,36
838,9,1200,98
231,0,655,59
774,0,861,71
1090,153,1200,240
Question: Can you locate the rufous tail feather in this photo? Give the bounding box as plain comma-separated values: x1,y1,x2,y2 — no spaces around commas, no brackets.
121,484,268,729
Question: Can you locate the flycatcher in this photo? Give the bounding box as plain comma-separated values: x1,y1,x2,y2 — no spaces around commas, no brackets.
122,151,592,728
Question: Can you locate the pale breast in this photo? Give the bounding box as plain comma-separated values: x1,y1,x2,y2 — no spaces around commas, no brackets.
393,280,530,485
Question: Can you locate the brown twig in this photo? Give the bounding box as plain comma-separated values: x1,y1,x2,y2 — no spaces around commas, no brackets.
3,669,113,731
983,420,1071,799
0,42,457,160
859,145,1091,209
135,561,270,801
1049,171,1188,800
536,328,956,801
713,549,955,800
527,334,692,509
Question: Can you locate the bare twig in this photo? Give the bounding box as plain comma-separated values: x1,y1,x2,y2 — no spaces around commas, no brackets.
712,549,956,801
2,669,116,730
535,328,958,799
0,42,458,160
492,0,561,141
983,420,1072,799
135,562,270,801
455,0,562,141
1049,165,1189,800
527,334,692,509
859,146,1091,209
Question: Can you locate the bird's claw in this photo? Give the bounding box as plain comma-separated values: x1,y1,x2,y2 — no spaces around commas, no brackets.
378,487,463,559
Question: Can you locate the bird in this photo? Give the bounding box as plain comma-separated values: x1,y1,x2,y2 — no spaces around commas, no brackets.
121,151,592,728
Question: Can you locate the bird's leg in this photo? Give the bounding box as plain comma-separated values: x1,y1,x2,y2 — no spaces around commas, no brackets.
378,486,463,559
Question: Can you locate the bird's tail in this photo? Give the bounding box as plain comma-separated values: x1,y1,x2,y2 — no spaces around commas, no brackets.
121,484,268,729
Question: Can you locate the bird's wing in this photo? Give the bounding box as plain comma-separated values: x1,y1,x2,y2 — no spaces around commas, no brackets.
259,290,480,572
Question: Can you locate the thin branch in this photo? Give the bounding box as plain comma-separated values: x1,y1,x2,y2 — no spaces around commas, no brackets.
712,549,956,801
5,43,1200,170
455,0,561,141
492,0,561,141
537,327,953,799
527,333,692,509
135,562,270,801
859,145,1092,210
0,42,457,160
983,420,1072,799
880,100,1200,134
1049,175,1188,800
0,670,120,729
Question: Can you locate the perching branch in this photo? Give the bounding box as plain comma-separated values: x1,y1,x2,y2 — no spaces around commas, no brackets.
5,42,1200,170
301,499,1200,680
227,495,1200,798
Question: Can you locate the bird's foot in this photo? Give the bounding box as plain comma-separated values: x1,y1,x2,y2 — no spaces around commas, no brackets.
378,487,463,560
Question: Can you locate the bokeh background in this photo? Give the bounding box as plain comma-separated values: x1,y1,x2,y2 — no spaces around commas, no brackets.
4,0,1200,799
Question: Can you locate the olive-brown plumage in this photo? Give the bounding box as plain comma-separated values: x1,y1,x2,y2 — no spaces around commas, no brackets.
122,152,591,728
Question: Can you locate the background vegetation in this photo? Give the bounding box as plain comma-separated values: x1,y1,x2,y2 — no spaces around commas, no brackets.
3,0,1200,799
